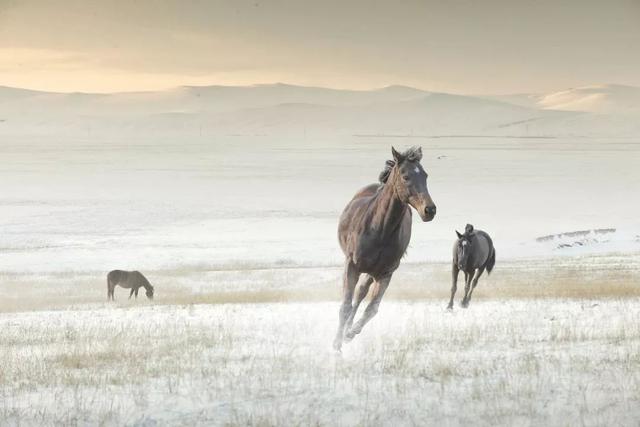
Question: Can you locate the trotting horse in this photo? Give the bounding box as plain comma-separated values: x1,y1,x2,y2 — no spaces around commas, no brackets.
334,146,437,351
107,270,155,301
448,224,495,309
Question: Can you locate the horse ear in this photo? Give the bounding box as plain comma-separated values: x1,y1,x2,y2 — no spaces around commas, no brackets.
391,146,404,164
413,146,423,161
456,230,463,239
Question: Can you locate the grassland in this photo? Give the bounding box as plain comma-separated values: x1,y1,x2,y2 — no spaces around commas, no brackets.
0,255,639,425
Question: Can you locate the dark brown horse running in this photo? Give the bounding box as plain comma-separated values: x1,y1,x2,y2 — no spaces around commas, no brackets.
107,270,154,301
334,146,436,350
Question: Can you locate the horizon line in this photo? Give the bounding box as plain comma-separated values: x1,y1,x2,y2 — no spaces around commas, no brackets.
0,81,635,97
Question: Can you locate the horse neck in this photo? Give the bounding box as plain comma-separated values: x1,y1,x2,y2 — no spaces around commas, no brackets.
139,278,152,291
368,176,408,236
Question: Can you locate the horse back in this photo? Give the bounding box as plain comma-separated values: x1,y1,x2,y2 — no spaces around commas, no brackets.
351,183,382,199
107,270,148,288
107,270,126,285
471,230,494,269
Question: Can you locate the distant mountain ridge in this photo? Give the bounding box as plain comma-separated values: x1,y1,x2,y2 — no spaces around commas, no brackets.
0,83,638,138
489,84,640,115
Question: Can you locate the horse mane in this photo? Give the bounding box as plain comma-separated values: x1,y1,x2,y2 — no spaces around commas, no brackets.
378,160,395,183
403,146,423,162
464,224,474,236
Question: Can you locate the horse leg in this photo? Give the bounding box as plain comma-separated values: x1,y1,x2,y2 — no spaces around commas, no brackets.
129,288,135,299
461,271,472,308
464,267,485,307
448,266,459,310
333,260,359,351
346,274,391,339
344,275,374,342
135,287,139,299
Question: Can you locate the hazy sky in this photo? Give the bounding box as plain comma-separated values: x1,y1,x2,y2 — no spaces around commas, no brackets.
0,0,639,94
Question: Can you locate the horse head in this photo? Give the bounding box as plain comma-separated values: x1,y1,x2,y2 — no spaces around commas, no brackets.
389,146,436,221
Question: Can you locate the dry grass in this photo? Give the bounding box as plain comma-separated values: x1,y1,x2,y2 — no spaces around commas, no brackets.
1,300,639,425
1,254,639,424
0,254,638,313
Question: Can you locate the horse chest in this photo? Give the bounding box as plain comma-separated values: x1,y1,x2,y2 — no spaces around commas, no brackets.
353,230,409,274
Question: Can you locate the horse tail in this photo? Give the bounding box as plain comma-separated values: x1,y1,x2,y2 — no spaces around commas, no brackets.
107,270,117,300
486,247,496,274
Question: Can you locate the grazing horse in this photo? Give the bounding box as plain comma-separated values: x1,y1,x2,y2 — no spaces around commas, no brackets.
107,270,154,301
448,224,495,309
334,146,437,351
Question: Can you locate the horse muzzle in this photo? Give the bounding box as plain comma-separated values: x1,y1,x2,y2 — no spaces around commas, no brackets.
410,195,436,222
417,204,436,222
424,205,437,221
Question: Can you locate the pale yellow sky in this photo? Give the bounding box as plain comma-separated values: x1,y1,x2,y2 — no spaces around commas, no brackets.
0,0,639,94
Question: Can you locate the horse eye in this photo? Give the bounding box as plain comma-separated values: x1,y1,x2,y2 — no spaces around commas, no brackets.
402,175,409,181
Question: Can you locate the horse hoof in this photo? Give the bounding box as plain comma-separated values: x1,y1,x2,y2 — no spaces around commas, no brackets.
344,331,356,343
446,305,453,311
333,339,343,352
461,302,469,309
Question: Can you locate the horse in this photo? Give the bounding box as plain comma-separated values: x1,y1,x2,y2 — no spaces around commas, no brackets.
107,270,154,301
334,146,437,351
448,224,495,309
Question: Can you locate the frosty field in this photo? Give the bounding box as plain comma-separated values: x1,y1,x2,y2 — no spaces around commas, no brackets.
1,297,639,426
1,253,640,426
1,135,639,273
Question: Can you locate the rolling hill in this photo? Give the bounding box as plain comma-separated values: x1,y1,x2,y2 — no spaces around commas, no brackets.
0,83,638,138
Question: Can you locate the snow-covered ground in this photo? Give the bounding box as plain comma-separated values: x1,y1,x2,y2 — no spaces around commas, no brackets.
1,84,639,273
1,135,638,274
1,300,639,426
